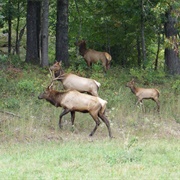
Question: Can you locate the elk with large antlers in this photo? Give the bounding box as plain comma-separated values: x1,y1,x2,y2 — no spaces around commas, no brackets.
38,82,112,138
126,79,160,112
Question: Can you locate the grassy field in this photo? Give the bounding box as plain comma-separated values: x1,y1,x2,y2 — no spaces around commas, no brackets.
0,60,180,179
0,138,180,179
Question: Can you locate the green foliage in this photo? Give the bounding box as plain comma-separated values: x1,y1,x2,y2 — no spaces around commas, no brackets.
17,79,35,94
0,54,23,68
129,68,166,84
105,147,143,165
0,54,8,64
105,137,141,165
0,0,179,72
172,79,180,92
3,97,20,109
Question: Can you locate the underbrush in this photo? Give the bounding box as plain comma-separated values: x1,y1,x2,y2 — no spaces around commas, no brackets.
0,58,180,143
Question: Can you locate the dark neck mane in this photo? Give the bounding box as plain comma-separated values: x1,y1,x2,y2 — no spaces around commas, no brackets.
54,68,65,78
79,42,88,56
130,86,138,94
46,91,64,107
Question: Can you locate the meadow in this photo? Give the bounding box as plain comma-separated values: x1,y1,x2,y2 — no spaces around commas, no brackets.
0,58,180,179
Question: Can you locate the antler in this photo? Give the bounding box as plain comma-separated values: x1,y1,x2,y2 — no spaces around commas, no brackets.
48,81,54,89
52,75,64,81
49,68,55,79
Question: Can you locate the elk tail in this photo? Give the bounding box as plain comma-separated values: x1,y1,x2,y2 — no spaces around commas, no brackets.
105,52,112,62
156,89,160,97
94,80,101,88
105,52,112,70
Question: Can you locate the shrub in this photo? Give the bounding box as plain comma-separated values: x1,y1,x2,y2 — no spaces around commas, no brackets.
3,97,20,109
172,79,180,93
17,80,35,94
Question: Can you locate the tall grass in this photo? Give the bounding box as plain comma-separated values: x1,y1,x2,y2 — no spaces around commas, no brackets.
0,62,180,140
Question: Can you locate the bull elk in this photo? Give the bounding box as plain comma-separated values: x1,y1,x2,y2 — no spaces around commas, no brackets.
75,40,112,72
126,79,160,112
38,82,112,138
50,61,100,97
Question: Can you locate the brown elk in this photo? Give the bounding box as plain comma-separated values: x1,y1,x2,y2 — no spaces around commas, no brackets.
75,40,112,72
49,61,100,97
126,79,160,112
38,82,112,138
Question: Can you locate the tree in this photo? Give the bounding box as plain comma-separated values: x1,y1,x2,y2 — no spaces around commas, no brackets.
26,0,41,64
164,6,180,74
41,0,49,67
2,0,13,55
7,0,12,55
140,0,147,68
1,0,26,56
14,0,26,56
56,0,69,66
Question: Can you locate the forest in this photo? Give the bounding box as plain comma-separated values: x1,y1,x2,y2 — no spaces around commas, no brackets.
0,0,180,179
0,0,179,72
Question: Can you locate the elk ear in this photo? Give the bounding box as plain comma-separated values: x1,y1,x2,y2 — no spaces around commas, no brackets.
54,61,58,65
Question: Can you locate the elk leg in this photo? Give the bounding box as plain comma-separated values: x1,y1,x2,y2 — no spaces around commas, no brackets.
140,100,145,112
157,100,160,112
59,108,70,129
89,114,101,136
136,98,142,105
71,111,75,126
136,99,145,112
153,99,160,112
99,113,112,138
86,60,91,67
102,61,107,73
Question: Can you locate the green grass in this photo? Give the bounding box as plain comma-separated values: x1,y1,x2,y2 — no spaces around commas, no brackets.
0,139,180,179
0,60,180,179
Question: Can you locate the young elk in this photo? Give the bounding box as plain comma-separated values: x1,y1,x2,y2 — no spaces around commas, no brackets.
75,40,112,72
126,79,160,112
49,61,100,97
38,82,112,138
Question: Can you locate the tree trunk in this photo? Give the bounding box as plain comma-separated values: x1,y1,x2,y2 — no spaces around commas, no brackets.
8,0,12,55
154,26,161,71
164,7,180,75
15,1,20,55
141,0,146,69
56,0,69,67
26,0,41,64
41,0,49,67
136,35,141,67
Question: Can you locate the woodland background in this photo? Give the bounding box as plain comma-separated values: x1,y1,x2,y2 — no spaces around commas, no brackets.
0,0,179,74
